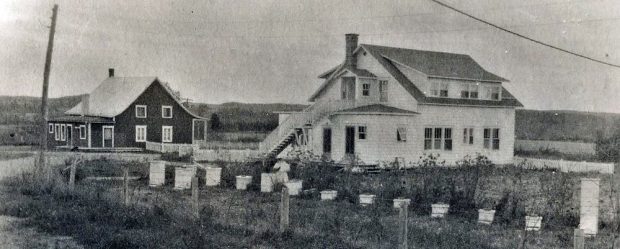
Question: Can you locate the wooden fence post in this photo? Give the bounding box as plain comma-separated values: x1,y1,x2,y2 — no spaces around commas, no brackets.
517,229,528,249
398,202,409,249
192,176,199,219
573,229,585,249
123,166,129,206
68,158,77,191
279,186,290,233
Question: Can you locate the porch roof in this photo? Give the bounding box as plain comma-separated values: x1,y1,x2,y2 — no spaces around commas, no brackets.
49,115,115,124
332,104,419,116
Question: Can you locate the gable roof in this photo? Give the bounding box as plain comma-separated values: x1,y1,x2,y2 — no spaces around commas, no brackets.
333,104,419,115
318,64,342,79
361,44,508,82
343,67,376,78
309,43,522,107
359,44,523,108
65,77,206,118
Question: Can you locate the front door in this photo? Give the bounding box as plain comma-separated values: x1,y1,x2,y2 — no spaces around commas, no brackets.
66,124,72,147
193,119,207,144
345,126,355,155
103,126,114,148
322,128,332,154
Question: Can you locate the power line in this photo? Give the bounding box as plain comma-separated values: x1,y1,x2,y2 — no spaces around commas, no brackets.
429,0,620,68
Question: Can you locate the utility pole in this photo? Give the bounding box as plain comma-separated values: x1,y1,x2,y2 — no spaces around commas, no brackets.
37,4,58,184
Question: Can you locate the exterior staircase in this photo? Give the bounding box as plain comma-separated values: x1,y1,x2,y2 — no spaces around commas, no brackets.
259,100,360,158
264,128,301,159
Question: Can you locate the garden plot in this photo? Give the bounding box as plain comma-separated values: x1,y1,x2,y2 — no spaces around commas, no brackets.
0,156,618,248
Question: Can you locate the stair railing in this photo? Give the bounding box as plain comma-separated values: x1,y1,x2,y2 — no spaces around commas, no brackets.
259,99,363,154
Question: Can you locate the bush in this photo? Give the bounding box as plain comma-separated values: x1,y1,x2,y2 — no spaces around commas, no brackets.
596,130,620,162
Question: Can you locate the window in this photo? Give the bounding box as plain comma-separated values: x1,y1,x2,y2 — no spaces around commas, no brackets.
358,126,367,140
483,86,501,100
162,106,173,118
434,128,442,149
492,128,500,150
439,83,448,97
361,83,370,96
379,80,388,102
79,125,86,139
48,124,54,133
135,105,147,118
424,127,452,151
463,128,474,145
424,128,432,149
397,127,407,142
444,128,452,151
60,124,66,141
162,126,173,142
135,125,147,142
460,84,479,99
483,128,500,150
430,82,449,97
54,124,60,141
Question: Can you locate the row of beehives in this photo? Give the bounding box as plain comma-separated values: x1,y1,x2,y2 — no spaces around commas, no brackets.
147,160,304,195
147,161,602,236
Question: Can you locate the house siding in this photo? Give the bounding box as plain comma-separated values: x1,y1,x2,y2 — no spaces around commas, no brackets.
305,105,515,165
46,122,87,148
311,50,418,112
416,105,515,164
310,114,419,164
114,82,196,148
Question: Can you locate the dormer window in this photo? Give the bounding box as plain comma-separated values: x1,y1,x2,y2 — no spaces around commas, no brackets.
461,83,479,99
483,86,501,100
135,105,147,118
430,82,448,97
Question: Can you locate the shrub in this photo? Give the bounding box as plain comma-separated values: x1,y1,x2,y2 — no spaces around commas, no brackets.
596,130,620,162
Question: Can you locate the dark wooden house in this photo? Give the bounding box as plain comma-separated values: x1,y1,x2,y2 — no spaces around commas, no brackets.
48,69,208,150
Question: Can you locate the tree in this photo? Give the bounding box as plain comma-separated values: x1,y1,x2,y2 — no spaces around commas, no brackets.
210,113,221,131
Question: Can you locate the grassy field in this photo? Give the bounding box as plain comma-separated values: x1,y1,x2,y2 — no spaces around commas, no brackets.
0,157,618,249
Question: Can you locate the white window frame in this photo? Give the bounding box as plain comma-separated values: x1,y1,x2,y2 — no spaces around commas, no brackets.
48,123,54,133
463,127,474,145
483,86,502,101
397,127,407,142
135,125,147,142
162,105,173,118
135,105,147,118
60,124,66,141
361,83,370,96
461,83,479,99
483,128,501,150
162,126,173,143
357,126,367,140
54,124,60,141
379,80,388,102
79,125,86,139
424,127,452,151
430,82,449,97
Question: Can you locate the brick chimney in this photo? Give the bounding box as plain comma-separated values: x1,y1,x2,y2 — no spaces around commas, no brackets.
81,94,89,116
345,33,359,68
108,68,114,77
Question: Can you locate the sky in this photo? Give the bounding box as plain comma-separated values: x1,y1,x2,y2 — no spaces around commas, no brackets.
1,0,619,113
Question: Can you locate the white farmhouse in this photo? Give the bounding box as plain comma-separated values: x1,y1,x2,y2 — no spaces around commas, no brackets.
260,34,522,165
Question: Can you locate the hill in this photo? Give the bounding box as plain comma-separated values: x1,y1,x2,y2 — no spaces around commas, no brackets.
0,95,308,132
515,109,620,142
0,95,84,124
2,95,619,141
